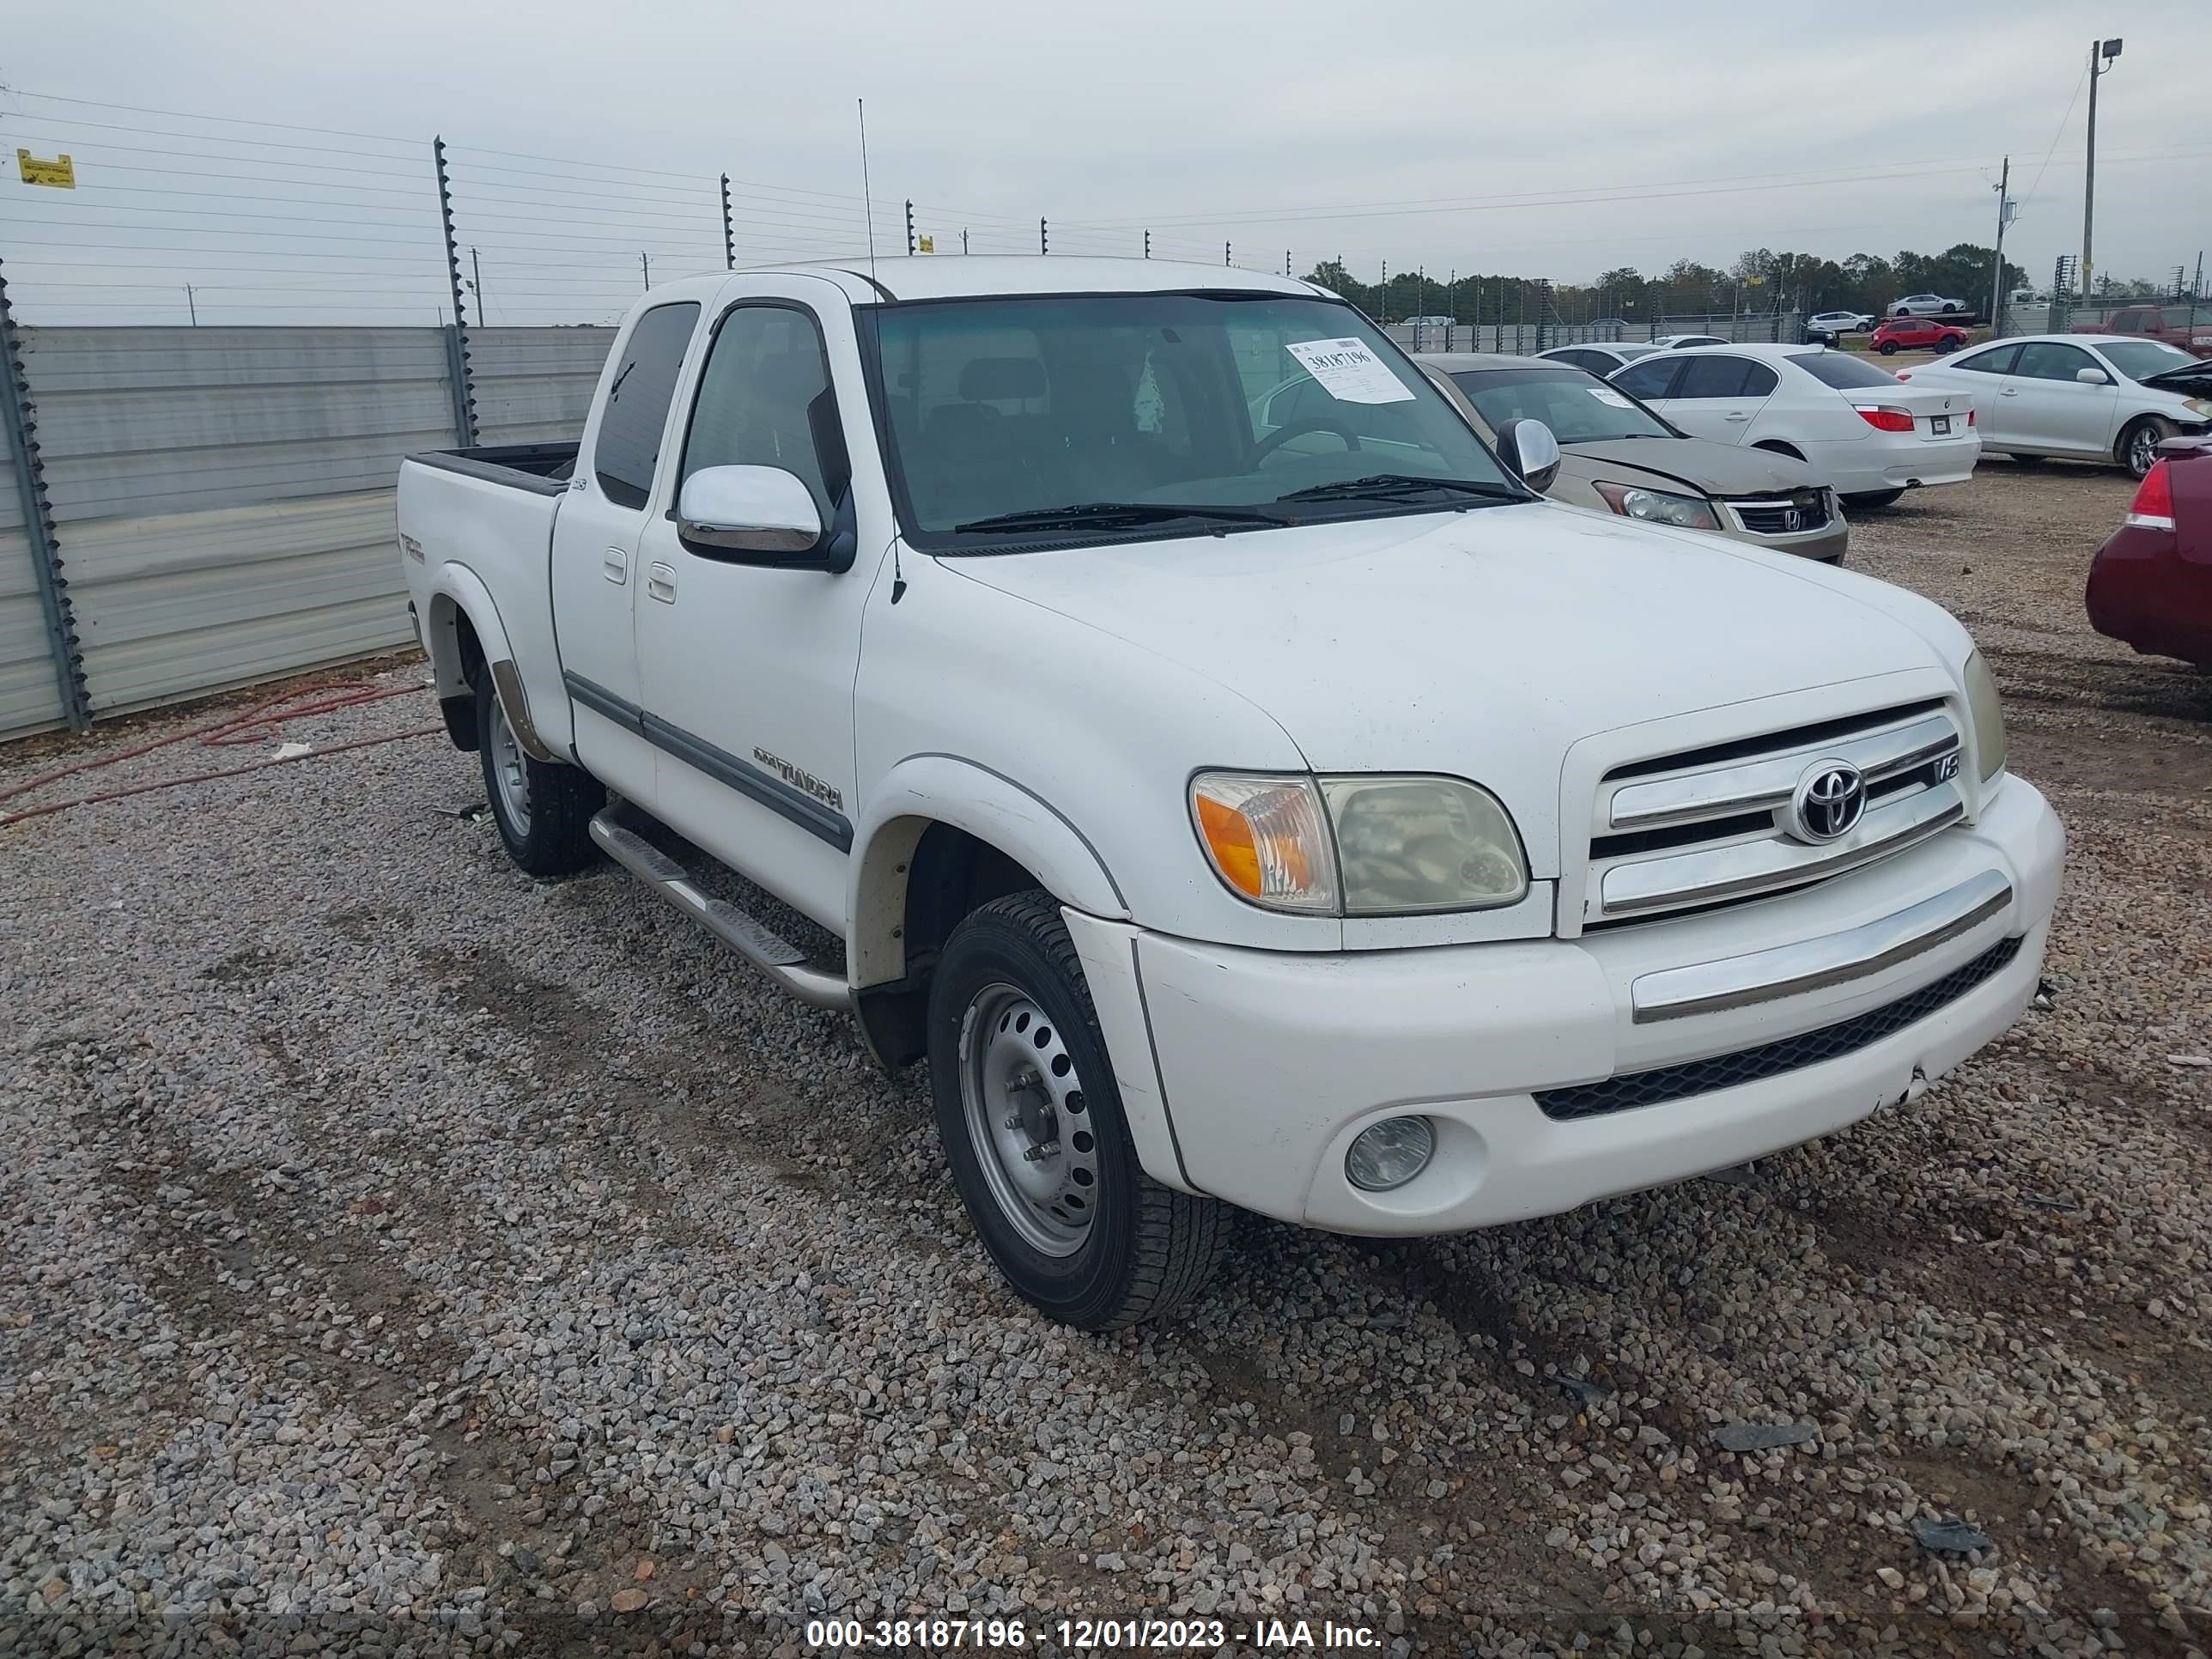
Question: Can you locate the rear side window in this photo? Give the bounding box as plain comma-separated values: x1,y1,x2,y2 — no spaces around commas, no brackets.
1611,357,1681,400
1677,356,1774,398
1951,344,2020,375
594,302,701,508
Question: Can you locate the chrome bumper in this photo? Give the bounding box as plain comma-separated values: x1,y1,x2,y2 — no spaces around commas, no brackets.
1629,868,2013,1024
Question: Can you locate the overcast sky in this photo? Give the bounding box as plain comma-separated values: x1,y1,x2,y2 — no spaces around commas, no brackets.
2,0,2205,325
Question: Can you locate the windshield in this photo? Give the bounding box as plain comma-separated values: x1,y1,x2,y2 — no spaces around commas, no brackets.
1449,366,1674,442
1793,352,1901,390
865,293,1521,545
2096,339,2196,381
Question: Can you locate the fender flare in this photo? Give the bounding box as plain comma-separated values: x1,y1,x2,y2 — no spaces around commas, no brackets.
427,564,558,763
848,754,1128,988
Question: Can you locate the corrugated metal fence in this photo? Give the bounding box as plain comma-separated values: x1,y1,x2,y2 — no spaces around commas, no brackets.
1,323,612,740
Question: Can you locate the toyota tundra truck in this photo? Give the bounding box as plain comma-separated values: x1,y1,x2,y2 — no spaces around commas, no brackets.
397,258,2064,1329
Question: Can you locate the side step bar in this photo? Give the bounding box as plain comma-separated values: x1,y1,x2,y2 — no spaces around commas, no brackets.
589,808,852,1012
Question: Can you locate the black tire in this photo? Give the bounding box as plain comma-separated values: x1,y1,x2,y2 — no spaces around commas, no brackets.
1843,489,1905,509
2118,416,2173,481
2006,453,2046,467
475,672,602,878
1935,337,1960,353
1942,302,1961,314
927,890,1229,1330
1878,340,1899,356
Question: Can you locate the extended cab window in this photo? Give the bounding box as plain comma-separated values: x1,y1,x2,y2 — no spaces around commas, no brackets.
682,306,843,518
594,302,700,508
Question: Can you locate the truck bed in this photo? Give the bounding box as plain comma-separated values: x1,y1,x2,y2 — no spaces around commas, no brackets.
403,441,580,495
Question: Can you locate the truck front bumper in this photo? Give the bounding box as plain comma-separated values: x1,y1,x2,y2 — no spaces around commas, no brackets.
1067,775,2062,1235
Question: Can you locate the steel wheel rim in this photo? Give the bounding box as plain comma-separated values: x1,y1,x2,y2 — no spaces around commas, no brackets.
957,981,1099,1257
488,694,532,836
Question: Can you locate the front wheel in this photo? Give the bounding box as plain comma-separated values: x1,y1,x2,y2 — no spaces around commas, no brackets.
1843,489,1905,509
2118,416,2173,480
476,671,602,877
1878,340,1899,356
927,890,1228,1330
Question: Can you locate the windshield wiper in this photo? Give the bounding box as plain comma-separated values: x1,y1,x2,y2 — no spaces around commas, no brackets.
1273,474,1528,505
954,501,1285,534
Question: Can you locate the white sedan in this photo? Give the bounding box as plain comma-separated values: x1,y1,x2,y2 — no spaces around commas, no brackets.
1609,343,1979,507
1893,334,2212,478
1808,310,1875,343
1890,294,1966,318
1650,332,1727,349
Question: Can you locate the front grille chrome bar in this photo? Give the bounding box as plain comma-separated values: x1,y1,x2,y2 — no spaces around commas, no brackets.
1607,711,1958,833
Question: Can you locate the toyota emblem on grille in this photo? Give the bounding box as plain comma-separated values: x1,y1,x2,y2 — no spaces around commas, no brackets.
1790,761,1867,842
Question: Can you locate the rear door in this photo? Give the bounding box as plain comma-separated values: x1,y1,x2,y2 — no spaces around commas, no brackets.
550,298,701,802
1659,355,1776,444
2008,340,2119,456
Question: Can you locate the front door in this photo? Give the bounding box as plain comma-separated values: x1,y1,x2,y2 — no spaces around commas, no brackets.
632,279,878,933
549,299,701,803
2005,340,2118,457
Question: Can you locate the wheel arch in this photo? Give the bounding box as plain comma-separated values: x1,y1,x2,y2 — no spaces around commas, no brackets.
848,758,1130,1068
426,566,559,763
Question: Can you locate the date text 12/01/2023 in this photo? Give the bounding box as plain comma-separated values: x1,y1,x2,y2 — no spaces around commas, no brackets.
804,1616,1384,1650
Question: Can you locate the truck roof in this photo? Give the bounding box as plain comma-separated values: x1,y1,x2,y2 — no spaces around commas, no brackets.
636,257,1328,308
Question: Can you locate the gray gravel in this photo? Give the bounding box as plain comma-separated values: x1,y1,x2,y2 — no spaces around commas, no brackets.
4,466,2211,1657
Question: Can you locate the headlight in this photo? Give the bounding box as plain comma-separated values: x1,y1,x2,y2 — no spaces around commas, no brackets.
1192,772,1528,915
2186,398,2212,420
1590,481,1723,532
1963,650,2007,782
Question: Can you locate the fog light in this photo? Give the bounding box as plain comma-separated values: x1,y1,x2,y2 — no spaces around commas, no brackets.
1345,1116,1435,1192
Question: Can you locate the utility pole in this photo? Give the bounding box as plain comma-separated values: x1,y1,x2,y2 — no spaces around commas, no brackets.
1143,229,1150,258
1224,241,1231,267
904,200,915,257
471,247,484,325
1989,155,2012,333
184,283,197,325
640,251,651,290
1039,218,1048,255
720,173,735,270
962,228,969,255
1285,250,1291,277
2082,37,2123,302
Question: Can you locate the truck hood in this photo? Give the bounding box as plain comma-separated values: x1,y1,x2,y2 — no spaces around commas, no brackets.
1560,435,1815,497
942,502,1957,871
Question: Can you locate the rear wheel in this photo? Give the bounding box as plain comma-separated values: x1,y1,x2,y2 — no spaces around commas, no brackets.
475,672,602,877
2118,416,2172,480
927,890,1228,1330
1935,337,1960,354
1843,489,1905,509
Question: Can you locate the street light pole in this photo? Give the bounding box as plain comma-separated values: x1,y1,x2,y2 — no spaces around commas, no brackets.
2081,38,2123,303
1989,155,2011,334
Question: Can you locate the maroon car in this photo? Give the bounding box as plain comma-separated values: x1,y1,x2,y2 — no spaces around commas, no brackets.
1869,315,1970,356
2086,436,2212,667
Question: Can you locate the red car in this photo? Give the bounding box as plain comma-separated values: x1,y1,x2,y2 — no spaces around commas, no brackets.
1869,316,1970,356
2086,436,2212,668
2072,305,2212,360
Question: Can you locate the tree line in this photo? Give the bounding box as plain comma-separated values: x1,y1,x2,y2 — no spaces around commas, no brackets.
1304,245,2044,325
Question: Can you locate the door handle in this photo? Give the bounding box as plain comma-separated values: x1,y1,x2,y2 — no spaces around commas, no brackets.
603,547,629,584
1725,412,1752,422
646,562,677,604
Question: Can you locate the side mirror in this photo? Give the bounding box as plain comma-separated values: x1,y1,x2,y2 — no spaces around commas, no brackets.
2075,367,2112,386
678,465,823,557
1497,418,1562,492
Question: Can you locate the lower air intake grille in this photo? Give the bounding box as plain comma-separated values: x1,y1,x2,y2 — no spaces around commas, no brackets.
1534,934,2023,1121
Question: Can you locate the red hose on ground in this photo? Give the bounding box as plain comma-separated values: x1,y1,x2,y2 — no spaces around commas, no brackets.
0,678,437,826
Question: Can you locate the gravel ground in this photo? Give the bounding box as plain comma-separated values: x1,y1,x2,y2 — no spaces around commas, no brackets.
3,465,2209,1659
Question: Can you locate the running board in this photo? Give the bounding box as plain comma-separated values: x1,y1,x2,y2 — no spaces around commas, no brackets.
589,809,852,1012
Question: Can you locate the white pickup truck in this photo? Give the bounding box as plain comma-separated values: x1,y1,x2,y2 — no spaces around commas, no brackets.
397,258,2063,1329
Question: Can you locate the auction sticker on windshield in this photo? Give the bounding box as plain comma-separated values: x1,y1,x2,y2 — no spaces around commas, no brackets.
1586,387,1633,408
1285,338,1414,404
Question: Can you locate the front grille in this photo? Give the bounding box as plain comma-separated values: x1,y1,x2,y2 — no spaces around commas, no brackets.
1534,934,2021,1121
1581,702,1965,927
1727,491,1831,537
